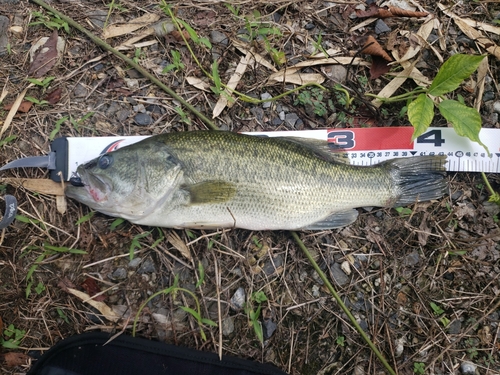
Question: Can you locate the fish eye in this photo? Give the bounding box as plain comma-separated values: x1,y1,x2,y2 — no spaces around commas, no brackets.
70,176,84,186
98,154,113,169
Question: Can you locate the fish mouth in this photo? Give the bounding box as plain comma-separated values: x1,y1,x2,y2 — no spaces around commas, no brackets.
65,169,111,204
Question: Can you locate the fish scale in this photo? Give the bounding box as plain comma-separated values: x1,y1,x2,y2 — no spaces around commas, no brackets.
65,131,447,230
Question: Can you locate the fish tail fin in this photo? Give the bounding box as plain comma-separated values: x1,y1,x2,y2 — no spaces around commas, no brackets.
388,155,447,206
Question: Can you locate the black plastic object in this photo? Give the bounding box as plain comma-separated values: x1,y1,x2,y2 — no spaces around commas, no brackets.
0,194,17,229
50,137,68,182
27,332,288,375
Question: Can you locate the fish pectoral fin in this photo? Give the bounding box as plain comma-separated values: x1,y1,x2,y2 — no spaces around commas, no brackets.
185,180,237,204
302,209,358,230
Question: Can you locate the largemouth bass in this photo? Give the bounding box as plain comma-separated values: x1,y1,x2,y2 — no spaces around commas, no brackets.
65,131,447,230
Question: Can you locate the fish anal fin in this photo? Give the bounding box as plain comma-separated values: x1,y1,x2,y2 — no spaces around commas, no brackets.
302,209,358,230
186,180,237,204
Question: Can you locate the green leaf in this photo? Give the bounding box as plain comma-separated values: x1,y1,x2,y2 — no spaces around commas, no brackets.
211,61,221,94
44,244,87,254
201,318,218,327
0,135,17,147
195,260,205,288
438,100,489,154
428,54,485,96
110,218,125,231
50,117,68,141
35,282,45,294
408,94,434,140
76,211,94,225
252,291,267,303
180,306,201,321
177,19,199,43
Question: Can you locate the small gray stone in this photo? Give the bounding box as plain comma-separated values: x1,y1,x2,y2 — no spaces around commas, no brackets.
128,257,142,269
285,113,300,127
261,92,273,108
250,106,265,123
263,318,277,340
402,251,420,267
330,262,349,286
221,317,235,336
279,111,286,121
106,102,121,117
483,91,495,102
138,258,156,274
262,255,284,276
322,65,347,83
492,101,500,114
125,97,138,106
460,361,477,375
111,267,127,280
230,287,246,310
87,10,108,29
133,103,146,113
73,83,88,98
304,23,315,30
375,19,391,34
134,112,153,126
116,109,130,122
447,319,461,334
0,16,9,56
210,30,229,45
271,117,282,126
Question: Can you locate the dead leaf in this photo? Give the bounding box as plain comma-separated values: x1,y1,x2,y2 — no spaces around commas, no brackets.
270,72,325,85
58,277,76,292
81,277,106,302
67,287,120,322
1,178,66,196
370,55,391,79
170,30,190,43
28,30,59,78
388,6,428,18
102,13,160,39
356,4,428,18
362,35,392,61
213,50,254,118
191,10,216,27
0,315,3,333
438,3,500,59
356,4,393,18
44,87,62,105
166,231,192,261
186,76,211,92
0,85,32,139
1,352,31,367
4,100,33,113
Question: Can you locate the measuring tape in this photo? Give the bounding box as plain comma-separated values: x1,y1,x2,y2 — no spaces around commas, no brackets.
254,127,500,173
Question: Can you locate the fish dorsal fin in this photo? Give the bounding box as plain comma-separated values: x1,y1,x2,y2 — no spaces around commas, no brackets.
275,136,350,164
186,180,237,204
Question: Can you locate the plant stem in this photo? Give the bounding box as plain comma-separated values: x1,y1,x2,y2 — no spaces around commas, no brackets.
481,172,496,197
365,88,428,103
30,0,218,130
291,231,397,375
